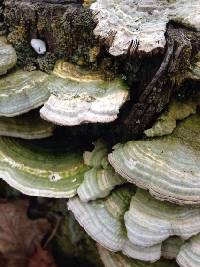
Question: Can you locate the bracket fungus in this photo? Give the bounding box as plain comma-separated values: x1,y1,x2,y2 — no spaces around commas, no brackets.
83,140,108,168
0,110,55,139
78,141,125,202
68,186,133,251
124,189,200,248
1,0,200,265
177,234,200,267
98,245,179,267
77,167,125,202
0,70,50,117
109,115,200,205
0,137,88,198
91,0,200,56
68,186,162,262
40,61,129,126
0,37,17,75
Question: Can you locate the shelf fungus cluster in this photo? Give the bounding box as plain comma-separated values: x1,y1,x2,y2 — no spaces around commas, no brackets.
0,1,200,267
77,141,125,202
40,61,129,126
109,114,200,205
91,0,200,56
67,114,200,267
0,44,130,199
68,185,164,262
0,42,129,199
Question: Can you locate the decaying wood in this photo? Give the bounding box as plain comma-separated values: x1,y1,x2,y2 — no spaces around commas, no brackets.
4,0,97,70
2,1,200,140
123,24,200,137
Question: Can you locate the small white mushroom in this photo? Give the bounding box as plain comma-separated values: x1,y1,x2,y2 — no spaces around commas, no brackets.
31,39,46,55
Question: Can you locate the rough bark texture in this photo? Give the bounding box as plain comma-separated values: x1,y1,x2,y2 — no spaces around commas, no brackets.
4,0,98,71
0,0,5,34
123,24,200,137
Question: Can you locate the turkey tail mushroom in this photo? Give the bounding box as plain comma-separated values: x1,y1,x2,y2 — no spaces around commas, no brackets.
124,189,200,247
109,115,200,205
0,70,50,117
68,186,133,252
68,185,163,262
83,140,108,168
77,167,125,202
97,245,179,267
162,237,185,260
0,137,89,197
78,141,125,202
177,234,200,267
40,61,129,126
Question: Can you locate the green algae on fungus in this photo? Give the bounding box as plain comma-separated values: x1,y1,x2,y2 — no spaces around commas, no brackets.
0,70,50,117
0,37,17,75
109,114,200,205
0,110,55,139
144,99,197,137
0,137,89,198
40,61,129,126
